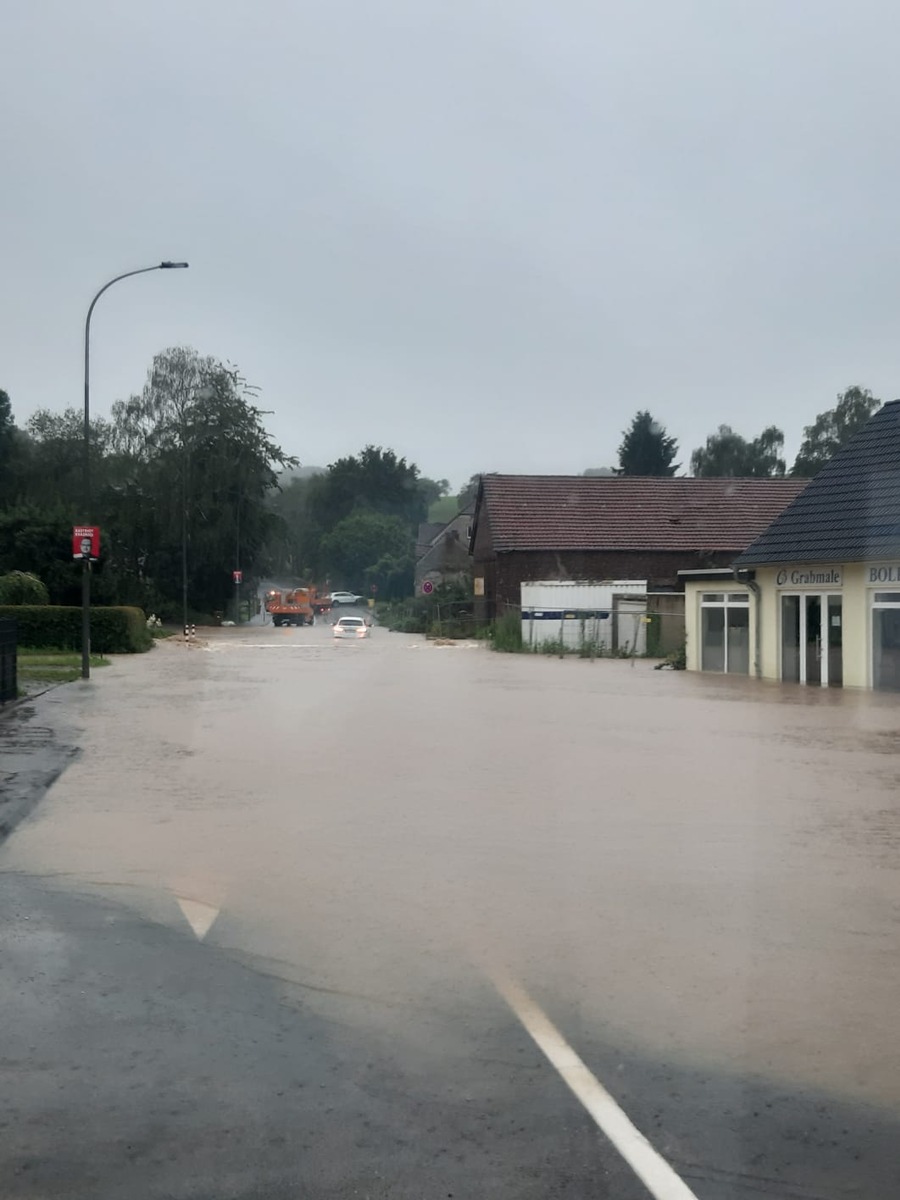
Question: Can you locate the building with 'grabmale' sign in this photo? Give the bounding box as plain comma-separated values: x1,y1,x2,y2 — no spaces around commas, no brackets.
682,399,900,690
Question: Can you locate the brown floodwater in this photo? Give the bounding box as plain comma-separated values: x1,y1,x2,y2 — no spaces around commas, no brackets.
3,622,900,1113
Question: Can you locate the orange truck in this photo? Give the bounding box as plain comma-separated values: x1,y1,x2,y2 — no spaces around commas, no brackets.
265,587,331,627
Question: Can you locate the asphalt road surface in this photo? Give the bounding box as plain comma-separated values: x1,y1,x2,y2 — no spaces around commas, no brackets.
2,620,900,1199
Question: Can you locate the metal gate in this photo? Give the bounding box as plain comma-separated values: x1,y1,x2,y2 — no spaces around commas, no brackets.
0,618,16,705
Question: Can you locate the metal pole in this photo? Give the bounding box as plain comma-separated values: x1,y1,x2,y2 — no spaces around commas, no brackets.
82,308,92,680
181,474,189,637
234,473,241,623
81,262,188,679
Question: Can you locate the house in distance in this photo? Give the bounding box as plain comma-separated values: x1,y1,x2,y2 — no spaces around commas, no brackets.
470,474,806,654
682,399,900,689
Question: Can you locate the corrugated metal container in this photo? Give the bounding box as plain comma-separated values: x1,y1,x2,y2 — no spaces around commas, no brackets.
520,580,648,653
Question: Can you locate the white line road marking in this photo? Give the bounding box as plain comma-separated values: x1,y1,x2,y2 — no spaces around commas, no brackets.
176,897,220,940
210,642,323,651
491,970,700,1200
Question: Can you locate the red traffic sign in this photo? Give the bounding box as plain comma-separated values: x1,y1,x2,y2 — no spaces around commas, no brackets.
233,570,243,584
422,580,434,595
72,526,100,560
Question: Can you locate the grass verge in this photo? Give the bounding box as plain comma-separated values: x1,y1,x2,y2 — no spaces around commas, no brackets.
17,650,109,687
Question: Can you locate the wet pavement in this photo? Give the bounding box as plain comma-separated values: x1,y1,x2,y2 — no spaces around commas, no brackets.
0,696,77,843
2,620,900,1197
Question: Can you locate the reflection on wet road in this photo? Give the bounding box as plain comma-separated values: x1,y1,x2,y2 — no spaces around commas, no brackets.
2,621,900,1197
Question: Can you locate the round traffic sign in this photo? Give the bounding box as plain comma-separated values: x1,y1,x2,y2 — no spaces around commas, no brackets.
422,580,434,595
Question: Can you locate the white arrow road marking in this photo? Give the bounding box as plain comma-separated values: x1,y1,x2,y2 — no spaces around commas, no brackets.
490,969,699,1200
176,897,220,941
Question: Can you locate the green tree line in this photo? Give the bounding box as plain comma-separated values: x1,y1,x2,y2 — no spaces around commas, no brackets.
264,446,452,599
2,364,883,618
0,350,453,614
608,386,882,478
0,348,295,618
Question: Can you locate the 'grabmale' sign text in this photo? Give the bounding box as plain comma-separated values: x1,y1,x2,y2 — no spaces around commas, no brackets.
775,566,843,587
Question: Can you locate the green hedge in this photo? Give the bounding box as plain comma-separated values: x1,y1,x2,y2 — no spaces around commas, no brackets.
0,605,153,653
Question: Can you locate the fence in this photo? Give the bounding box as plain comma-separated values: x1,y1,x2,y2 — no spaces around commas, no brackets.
0,618,16,705
519,587,685,657
378,593,686,656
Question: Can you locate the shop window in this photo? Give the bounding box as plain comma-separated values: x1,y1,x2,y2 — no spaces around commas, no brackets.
701,606,725,671
872,594,900,691
700,593,750,674
781,595,801,682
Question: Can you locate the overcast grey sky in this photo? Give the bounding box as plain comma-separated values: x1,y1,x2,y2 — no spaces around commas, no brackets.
3,1,900,486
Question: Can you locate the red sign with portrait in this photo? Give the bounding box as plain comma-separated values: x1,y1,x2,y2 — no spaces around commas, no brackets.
72,526,100,560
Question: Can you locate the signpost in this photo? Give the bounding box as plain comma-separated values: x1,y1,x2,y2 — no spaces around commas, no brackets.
232,569,242,624
73,525,100,680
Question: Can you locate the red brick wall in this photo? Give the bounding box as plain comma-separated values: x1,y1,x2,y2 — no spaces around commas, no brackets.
484,549,738,612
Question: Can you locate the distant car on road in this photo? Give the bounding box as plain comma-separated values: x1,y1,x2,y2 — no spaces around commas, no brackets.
329,591,364,606
333,616,370,639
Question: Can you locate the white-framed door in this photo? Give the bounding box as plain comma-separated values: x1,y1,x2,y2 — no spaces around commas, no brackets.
780,593,843,687
871,590,900,690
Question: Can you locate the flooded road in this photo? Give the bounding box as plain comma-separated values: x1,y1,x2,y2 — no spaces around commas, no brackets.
3,621,900,1197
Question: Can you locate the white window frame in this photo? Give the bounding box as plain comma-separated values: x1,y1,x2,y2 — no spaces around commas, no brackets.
779,591,842,687
870,591,900,689
699,591,750,674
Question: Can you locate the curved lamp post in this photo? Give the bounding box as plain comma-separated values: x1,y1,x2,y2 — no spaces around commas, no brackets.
82,261,189,679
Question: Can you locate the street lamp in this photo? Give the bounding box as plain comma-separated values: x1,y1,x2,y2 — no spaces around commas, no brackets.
82,261,189,679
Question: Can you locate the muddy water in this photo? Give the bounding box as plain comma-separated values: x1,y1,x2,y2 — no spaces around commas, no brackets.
3,624,900,1112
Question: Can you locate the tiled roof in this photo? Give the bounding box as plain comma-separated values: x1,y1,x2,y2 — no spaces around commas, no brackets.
477,475,808,553
416,522,446,556
736,400,900,566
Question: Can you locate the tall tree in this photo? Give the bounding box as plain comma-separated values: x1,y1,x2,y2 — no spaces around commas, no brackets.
319,510,413,596
264,475,320,580
616,411,680,476
791,386,881,477
0,389,23,505
691,424,786,477
307,445,427,532
106,347,295,615
456,474,482,509
417,477,451,509
0,390,13,468
24,407,112,510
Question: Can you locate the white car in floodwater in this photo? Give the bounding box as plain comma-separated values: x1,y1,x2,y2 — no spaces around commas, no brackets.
333,615,370,639
329,591,364,606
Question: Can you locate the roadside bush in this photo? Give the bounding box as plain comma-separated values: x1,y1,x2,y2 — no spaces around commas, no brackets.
388,612,428,633
380,581,478,637
666,642,686,670
0,571,49,606
655,643,686,671
0,605,153,653
489,610,522,653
